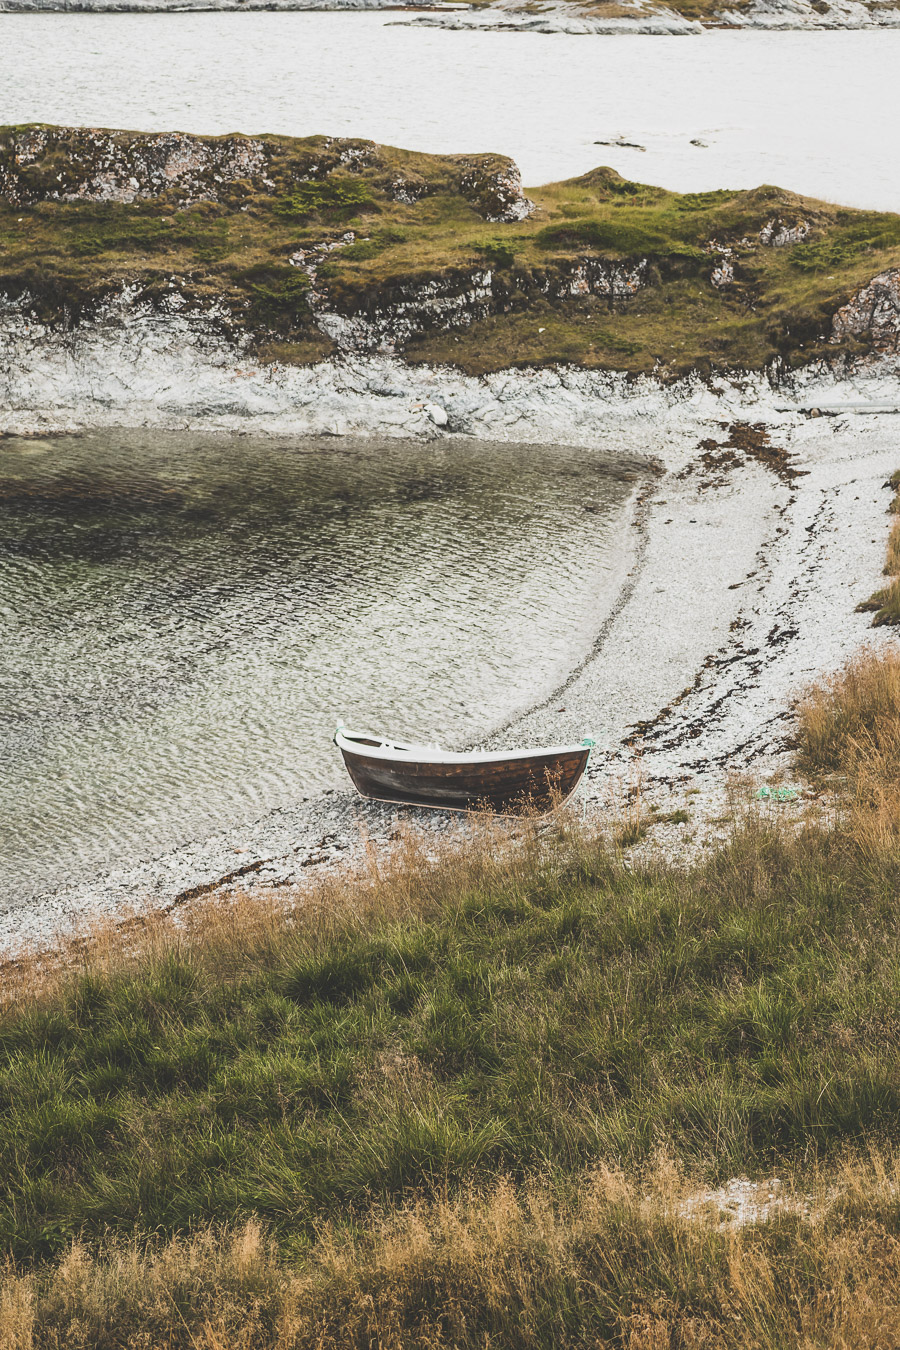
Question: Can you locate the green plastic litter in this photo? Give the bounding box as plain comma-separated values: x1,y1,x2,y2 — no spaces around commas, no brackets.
755,785,800,802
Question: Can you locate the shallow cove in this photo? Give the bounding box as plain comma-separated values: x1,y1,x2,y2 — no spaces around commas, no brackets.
1,431,639,901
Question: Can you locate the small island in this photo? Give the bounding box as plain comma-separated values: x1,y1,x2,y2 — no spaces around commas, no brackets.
1,123,899,412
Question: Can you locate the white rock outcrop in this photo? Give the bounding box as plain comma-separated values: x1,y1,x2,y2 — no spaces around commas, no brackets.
717,0,900,25
293,257,648,355
3,284,900,441
1,126,270,207
831,270,900,348
759,217,811,246
0,0,407,9
3,0,899,23
397,1,703,33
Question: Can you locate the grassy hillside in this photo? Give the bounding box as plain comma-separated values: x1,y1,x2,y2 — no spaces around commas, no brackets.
2,125,900,375
4,641,900,1344
5,800,900,1265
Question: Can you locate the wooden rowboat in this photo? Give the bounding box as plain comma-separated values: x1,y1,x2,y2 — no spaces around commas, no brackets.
334,726,594,816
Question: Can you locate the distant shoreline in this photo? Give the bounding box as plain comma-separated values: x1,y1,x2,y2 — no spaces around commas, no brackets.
2,0,900,30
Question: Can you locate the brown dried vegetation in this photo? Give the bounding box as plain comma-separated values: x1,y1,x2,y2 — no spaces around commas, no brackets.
6,1152,900,1348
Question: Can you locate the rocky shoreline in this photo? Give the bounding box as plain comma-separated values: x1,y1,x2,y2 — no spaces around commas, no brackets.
397,0,900,32
0,0,417,9
4,277,900,440
3,352,899,954
3,0,900,27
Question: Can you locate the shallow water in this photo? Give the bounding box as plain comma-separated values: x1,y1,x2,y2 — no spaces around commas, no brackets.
0,16,897,208
0,432,637,898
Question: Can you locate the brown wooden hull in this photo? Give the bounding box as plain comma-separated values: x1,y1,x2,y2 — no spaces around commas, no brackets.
338,743,590,815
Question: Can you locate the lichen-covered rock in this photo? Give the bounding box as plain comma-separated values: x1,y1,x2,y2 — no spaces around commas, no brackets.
3,0,899,26
704,240,735,287
311,269,497,354
547,258,647,300
0,127,534,231
759,217,811,246
711,256,735,287
455,156,534,223
390,173,430,205
402,0,703,33
831,270,900,349
325,137,380,171
0,126,268,206
0,0,409,11
302,255,647,354
715,0,900,28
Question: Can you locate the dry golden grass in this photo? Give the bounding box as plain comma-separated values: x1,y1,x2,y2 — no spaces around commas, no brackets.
796,643,900,850
796,644,900,775
0,807,569,1011
5,1151,900,1349
884,522,900,577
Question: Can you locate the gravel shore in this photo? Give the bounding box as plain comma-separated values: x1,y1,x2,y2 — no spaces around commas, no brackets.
3,392,898,955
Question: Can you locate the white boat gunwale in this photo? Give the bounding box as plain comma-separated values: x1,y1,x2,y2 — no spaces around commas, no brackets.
334,727,593,766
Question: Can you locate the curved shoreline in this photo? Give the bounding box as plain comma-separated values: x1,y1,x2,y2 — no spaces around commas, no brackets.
4,364,900,955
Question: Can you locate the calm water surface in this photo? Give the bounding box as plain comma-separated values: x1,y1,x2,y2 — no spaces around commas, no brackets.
0,17,897,208
1,432,636,897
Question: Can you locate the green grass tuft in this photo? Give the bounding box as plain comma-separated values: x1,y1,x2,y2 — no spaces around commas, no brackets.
273,177,376,221
656,808,691,825
859,471,900,625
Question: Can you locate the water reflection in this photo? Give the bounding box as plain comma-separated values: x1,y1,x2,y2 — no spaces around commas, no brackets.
0,431,638,898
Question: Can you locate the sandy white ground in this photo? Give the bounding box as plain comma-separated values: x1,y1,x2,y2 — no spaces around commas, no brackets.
3,354,898,955
518,408,900,845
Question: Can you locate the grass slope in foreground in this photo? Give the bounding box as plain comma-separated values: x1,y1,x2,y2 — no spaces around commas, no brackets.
2,124,900,376
5,647,900,1344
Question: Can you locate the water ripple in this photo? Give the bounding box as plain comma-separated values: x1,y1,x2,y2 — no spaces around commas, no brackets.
0,431,637,899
